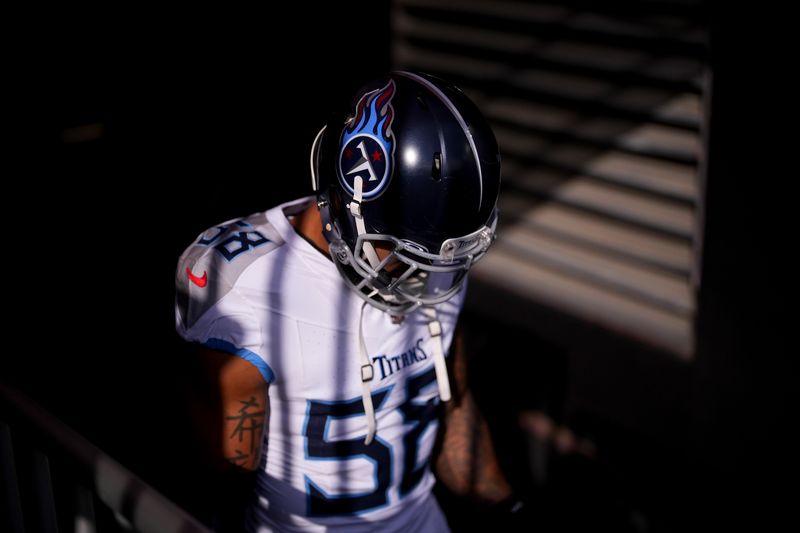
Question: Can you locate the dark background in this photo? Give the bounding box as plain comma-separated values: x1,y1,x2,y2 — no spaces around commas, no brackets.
12,2,392,527
6,2,794,532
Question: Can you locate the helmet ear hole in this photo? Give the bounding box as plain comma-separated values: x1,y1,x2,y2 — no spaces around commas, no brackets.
330,188,342,212
431,152,442,181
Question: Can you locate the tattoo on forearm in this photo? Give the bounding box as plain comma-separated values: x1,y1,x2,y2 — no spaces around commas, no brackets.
225,396,265,466
437,393,513,503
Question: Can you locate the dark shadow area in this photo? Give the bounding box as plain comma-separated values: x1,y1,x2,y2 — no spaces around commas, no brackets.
686,2,794,530
434,309,702,533
8,2,390,528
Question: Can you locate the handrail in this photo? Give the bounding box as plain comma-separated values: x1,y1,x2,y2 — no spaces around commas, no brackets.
0,382,212,533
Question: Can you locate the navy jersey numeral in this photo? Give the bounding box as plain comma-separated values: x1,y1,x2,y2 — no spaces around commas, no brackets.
303,366,441,516
196,220,269,261
304,389,392,516
399,367,441,495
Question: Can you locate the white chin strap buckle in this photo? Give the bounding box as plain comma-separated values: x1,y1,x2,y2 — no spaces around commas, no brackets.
349,200,362,218
361,364,374,382
424,307,452,402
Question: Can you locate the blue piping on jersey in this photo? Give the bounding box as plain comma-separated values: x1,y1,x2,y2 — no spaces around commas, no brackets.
204,338,275,384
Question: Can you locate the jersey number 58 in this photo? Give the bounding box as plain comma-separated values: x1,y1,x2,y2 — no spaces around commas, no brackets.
303,366,440,516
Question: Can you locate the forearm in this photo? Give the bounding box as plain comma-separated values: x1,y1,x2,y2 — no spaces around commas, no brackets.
435,390,513,503
192,349,268,531
433,327,512,503
191,347,269,473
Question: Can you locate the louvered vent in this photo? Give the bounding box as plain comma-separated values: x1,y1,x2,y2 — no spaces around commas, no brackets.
392,0,707,358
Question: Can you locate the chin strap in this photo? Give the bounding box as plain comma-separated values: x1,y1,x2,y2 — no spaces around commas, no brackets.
349,177,452,444
422,307,452,402
357,302,452,445
349,176,382,270
359,294,378,445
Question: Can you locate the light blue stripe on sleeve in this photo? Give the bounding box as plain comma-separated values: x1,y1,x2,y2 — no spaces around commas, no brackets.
204,338,275,384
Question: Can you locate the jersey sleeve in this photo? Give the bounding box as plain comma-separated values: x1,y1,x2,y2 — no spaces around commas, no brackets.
175,214,281,385
176,290,274,384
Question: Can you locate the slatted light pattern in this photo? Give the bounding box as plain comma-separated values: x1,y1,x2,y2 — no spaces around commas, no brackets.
392,0,707,358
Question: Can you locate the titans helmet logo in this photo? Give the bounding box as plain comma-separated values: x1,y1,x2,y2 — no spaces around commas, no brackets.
338,80,396,200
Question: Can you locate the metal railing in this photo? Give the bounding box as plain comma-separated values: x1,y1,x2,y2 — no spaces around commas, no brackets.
1,382,212,533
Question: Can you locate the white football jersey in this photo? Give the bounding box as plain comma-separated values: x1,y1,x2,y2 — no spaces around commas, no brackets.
175,197,465,532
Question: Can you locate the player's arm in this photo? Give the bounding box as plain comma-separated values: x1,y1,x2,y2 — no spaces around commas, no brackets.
192,346,269,472
434,326,513,504
187,346,269,530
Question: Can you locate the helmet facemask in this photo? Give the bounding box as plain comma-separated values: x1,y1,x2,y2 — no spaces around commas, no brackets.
326,207,497,315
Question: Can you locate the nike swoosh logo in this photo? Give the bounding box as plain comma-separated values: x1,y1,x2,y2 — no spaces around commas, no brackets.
186,267,208,288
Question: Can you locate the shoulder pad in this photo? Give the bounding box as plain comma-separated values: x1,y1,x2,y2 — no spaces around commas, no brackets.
176,211,282,330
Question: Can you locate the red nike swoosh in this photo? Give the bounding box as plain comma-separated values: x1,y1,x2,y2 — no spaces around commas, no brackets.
186,267,208,288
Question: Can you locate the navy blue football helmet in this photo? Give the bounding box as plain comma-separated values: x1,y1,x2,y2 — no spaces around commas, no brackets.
311,71,501,314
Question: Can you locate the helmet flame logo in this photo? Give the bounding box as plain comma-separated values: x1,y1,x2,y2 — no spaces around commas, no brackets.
338,80,396,200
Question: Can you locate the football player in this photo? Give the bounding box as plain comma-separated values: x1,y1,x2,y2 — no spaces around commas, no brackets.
176,71,517,531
